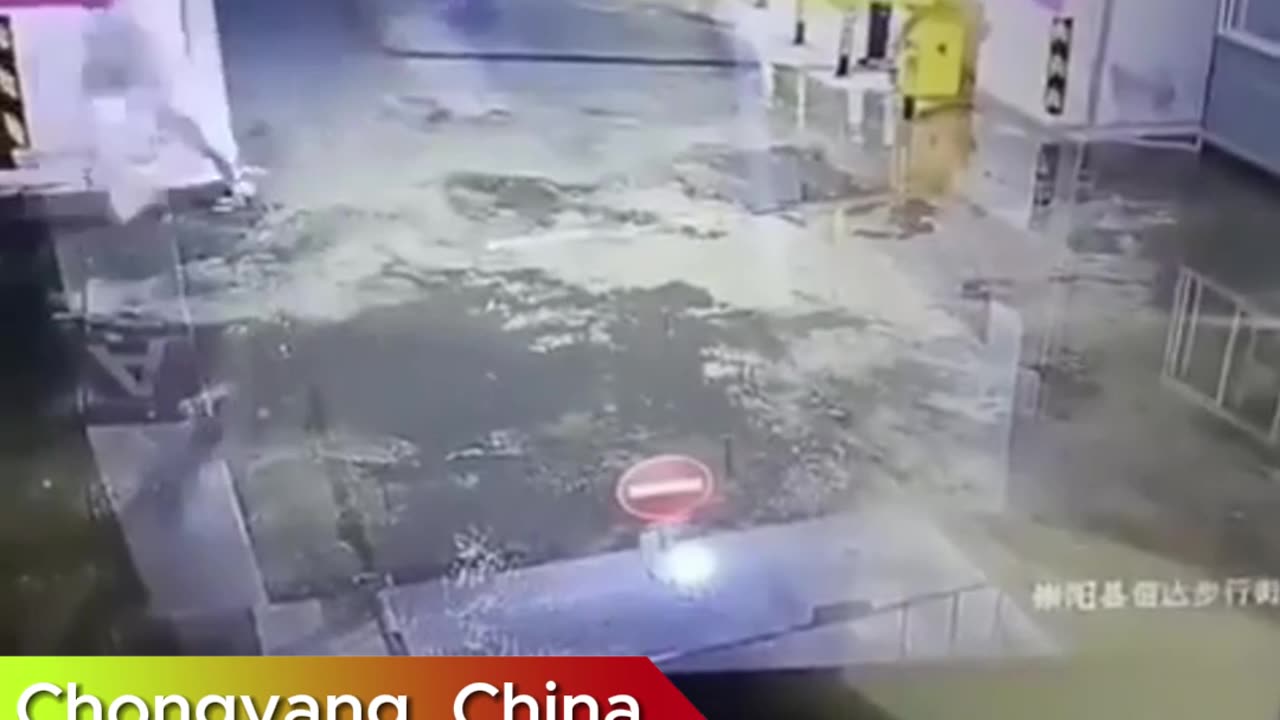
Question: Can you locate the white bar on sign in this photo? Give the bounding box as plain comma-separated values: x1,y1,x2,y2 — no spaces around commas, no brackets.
626,477,705,500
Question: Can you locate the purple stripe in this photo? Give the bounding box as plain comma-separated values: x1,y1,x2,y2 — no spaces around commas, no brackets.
0,0,111,7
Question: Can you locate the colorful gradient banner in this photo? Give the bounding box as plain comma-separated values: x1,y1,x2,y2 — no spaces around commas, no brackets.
3,658,703,720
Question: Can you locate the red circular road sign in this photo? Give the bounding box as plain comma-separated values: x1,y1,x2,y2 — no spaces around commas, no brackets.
616,454,715,523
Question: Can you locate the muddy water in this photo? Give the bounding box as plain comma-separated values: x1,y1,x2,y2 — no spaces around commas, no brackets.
214,266,879,600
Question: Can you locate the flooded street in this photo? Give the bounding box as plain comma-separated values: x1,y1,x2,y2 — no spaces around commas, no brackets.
6,0,1280,665
143,132,1007,602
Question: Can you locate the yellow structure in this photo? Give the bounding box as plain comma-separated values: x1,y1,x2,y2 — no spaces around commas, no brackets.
892,105,974,200
898,5,966,99
899,0,985,113
819,0,984,114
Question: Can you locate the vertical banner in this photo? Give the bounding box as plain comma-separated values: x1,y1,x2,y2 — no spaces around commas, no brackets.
0,14,29,170
1044,17,1072,116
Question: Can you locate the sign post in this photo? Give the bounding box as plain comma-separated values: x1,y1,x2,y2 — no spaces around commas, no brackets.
616,455,715,587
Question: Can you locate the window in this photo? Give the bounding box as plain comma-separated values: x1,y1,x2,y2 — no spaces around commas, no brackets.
1223,0,1280,53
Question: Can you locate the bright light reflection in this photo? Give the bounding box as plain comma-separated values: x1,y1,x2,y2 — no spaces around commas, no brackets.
658,541,717,589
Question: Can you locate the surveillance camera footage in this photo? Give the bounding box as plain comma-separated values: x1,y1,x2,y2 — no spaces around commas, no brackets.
2,0,1280,709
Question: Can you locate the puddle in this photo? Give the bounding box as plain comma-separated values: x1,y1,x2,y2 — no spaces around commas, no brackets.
673,144,870,213
443,172,596,225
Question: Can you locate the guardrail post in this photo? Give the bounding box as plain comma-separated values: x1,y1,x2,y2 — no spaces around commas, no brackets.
1163,270,1191,378
948,590,961,652
1215,309,1243,406
1180,274,1203,378
990,591,1005,648
898,603,910,659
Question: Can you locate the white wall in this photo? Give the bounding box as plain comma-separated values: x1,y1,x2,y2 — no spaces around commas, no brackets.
978,0,1215,131
1095,0,1216,129
2,0,235,193
5,8,95,190
962,119,1040,227
976,0,1107,127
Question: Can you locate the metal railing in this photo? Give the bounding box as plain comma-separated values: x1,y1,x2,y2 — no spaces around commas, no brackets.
1162,266,1280,446
877,581,1015,660
654,580,1022,666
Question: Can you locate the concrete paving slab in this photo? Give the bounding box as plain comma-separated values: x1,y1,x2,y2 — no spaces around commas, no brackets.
369,505,1055,665
87,423,267,617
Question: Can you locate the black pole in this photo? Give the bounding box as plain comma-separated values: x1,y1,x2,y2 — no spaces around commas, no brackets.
793,0,806,44
861,2,892,66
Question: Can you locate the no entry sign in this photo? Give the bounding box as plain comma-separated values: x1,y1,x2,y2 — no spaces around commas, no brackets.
616,454,714,523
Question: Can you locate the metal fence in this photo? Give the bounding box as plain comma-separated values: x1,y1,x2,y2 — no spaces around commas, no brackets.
649,580,1030,667
1163,266,1280,445
880,582,1019,660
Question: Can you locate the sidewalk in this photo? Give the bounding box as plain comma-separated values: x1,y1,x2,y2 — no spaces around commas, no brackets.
256,504,1056,663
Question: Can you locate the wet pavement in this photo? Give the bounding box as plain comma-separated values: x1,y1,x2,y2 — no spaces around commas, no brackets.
6,0,1280,660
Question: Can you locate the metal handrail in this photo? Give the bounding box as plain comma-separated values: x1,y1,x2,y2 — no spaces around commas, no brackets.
881,581,1009,659
1163,266,1280,445
654,580,1011,666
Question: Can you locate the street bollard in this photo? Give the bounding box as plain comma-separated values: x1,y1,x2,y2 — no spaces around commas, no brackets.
794,0,806,44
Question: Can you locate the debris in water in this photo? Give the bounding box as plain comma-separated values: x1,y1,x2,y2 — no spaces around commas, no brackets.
447,525,526,588
452,472,481,490
446,429,529,461
314,433,422,468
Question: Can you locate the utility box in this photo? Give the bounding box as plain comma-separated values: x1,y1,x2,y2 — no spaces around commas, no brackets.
900,7,968,100
976,0,1217,136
